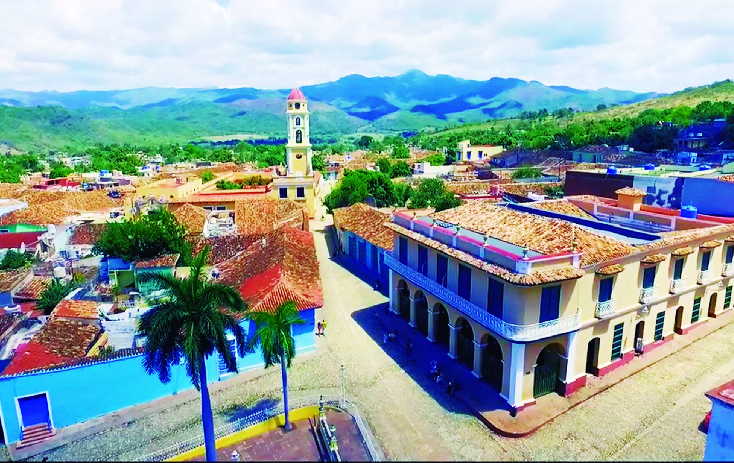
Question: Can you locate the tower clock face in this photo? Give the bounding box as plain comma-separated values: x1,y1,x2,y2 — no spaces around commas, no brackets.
296,153,303,159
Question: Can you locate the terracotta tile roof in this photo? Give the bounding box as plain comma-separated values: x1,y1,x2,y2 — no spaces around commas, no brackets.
52,299,100,320
431,201,635,267
614,187,646,197
529,199,594,219
0,190,124,225
718,175,734,183
235,198,306,235
700,240,723,249
14,276,51,300
172,203,207,235
2,318,100,375
671,246,694,256
0,269,31,293
640,253,666,264
70,223,106,245
445,181,495,195
134,254,179,269
596,264,624,275
333,203,394,250
640,224,734,252
216,226,322,313
189,233,263,265
385,222,584,285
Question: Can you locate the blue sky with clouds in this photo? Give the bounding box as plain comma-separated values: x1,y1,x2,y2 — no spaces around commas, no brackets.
2,0,733,93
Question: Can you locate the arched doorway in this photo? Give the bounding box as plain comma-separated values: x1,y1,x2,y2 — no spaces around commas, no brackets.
634,321,645,353
414,291,428,336
455,318,474,369
674,306,684,334
481,334,503,390
434,304,450,347
585,337,600,375
397,280,410,321
534,344,564,398
708,292,718,318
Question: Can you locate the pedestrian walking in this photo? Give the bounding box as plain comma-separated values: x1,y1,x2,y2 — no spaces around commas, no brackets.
316,320,323,336
321,319,328,335
446,379,456,396
405,340,414,357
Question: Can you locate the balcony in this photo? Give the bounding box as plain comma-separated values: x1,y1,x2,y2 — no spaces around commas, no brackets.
670,279,684,293
723,263,734,277
595,299,615,319
640,287,654,304
384,253,579,342
698,270,711,285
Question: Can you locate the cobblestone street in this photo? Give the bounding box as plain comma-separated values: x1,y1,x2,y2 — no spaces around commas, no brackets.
25,217,734,461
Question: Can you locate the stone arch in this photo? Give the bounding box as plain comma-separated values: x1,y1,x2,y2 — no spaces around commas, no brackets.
433,303,450,347
480,332,503,390
413,290,429,336
674,305,685,333
397,279,410,321
533,343,565,398
454,317,475,369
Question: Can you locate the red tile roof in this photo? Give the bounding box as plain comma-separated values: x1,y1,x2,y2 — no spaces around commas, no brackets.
70,223,106,245
14,277,51,300
0,269,31,293
287,88,306,100
52,299,99,320
2,318,100,375
217,226,322,313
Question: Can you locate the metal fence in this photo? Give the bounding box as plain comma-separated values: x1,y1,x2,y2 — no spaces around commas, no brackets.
138,396,383,462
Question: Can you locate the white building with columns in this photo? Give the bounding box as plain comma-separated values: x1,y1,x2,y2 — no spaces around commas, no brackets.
383,189,734,413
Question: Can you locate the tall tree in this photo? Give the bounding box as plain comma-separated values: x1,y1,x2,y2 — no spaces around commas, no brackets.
137,248,247,462
247,301,304,431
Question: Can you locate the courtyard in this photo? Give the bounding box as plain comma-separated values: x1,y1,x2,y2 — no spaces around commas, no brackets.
16,216,734,461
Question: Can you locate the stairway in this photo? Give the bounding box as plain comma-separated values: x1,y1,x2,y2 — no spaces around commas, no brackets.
16,423,55,449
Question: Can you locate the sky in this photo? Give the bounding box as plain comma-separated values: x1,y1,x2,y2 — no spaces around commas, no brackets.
2,0,733,93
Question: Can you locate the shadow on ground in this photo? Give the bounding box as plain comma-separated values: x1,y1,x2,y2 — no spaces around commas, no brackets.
221,397,280,422
351,302,512,421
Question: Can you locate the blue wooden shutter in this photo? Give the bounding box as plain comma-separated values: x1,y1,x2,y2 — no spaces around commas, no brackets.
540,285,561,323
398,237,408,264
418,246,428,275
726,246,734,264
642,267,656,288
436,254,448,287
673,259,684,279
701,251,711,271
598,278,613,302
487,278,503,317
458,265,471,299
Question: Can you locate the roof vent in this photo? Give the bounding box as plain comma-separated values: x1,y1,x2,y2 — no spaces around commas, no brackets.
681,205,698,219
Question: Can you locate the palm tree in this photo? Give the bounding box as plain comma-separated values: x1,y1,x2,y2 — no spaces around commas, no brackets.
137,247,246,462
247,301,305,431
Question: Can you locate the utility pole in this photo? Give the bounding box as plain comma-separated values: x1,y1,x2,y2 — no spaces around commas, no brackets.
339,364,346,408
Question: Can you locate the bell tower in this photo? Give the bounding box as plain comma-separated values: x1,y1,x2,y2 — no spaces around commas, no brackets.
285,88,312,176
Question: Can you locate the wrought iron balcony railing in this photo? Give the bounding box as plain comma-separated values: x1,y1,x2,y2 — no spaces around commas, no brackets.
384,253,579,342
595,299,615,319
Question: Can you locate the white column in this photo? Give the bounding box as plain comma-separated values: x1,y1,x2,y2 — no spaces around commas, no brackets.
564,331,578,383
472,341,486,378
388,269,398,314
409,296,417,327
448,323,460,359
507,342,526,408
427,307,437,342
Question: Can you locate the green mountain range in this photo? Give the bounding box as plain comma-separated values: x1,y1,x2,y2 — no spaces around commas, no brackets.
0,70,661,151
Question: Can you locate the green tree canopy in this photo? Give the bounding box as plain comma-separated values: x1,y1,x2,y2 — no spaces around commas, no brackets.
408,178,461,212
93,208,191,263
0,250,33,270
324,169,397,212
389,160,412,178
38,278,80,314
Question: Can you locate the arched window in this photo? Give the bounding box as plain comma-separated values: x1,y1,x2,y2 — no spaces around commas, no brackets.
295,102,301,109
295,116,301,126
296,130,302,144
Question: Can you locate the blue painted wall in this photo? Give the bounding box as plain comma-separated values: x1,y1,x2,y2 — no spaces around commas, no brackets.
681,177,734,217
704,399,734,461
0,292,13,308
0,310,315,444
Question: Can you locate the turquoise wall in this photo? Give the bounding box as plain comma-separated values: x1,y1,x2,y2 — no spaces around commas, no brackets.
0,309,315,444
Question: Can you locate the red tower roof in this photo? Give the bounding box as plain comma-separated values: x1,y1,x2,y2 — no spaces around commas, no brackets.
287,88,306,100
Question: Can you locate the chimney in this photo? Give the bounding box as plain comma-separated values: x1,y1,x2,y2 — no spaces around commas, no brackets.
615,187,645,211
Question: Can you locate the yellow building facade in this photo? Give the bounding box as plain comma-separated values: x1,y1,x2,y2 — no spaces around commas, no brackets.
383,190,734,412
270,88,319,218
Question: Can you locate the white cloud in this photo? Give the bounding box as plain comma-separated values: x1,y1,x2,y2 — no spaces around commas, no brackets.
1,0,732,93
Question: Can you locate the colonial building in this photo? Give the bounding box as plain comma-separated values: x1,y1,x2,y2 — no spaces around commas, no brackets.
270,89,320,218
456,140,504,163
384,187,734,413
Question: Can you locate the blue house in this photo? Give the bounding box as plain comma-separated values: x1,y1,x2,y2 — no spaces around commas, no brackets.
704,379,734,460
332,203,393,293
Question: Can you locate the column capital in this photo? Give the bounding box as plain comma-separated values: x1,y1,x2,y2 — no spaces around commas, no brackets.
448,323,461,332
473,340,488,349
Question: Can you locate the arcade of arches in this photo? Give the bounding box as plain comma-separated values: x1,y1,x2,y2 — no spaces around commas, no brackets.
390,277,573,409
